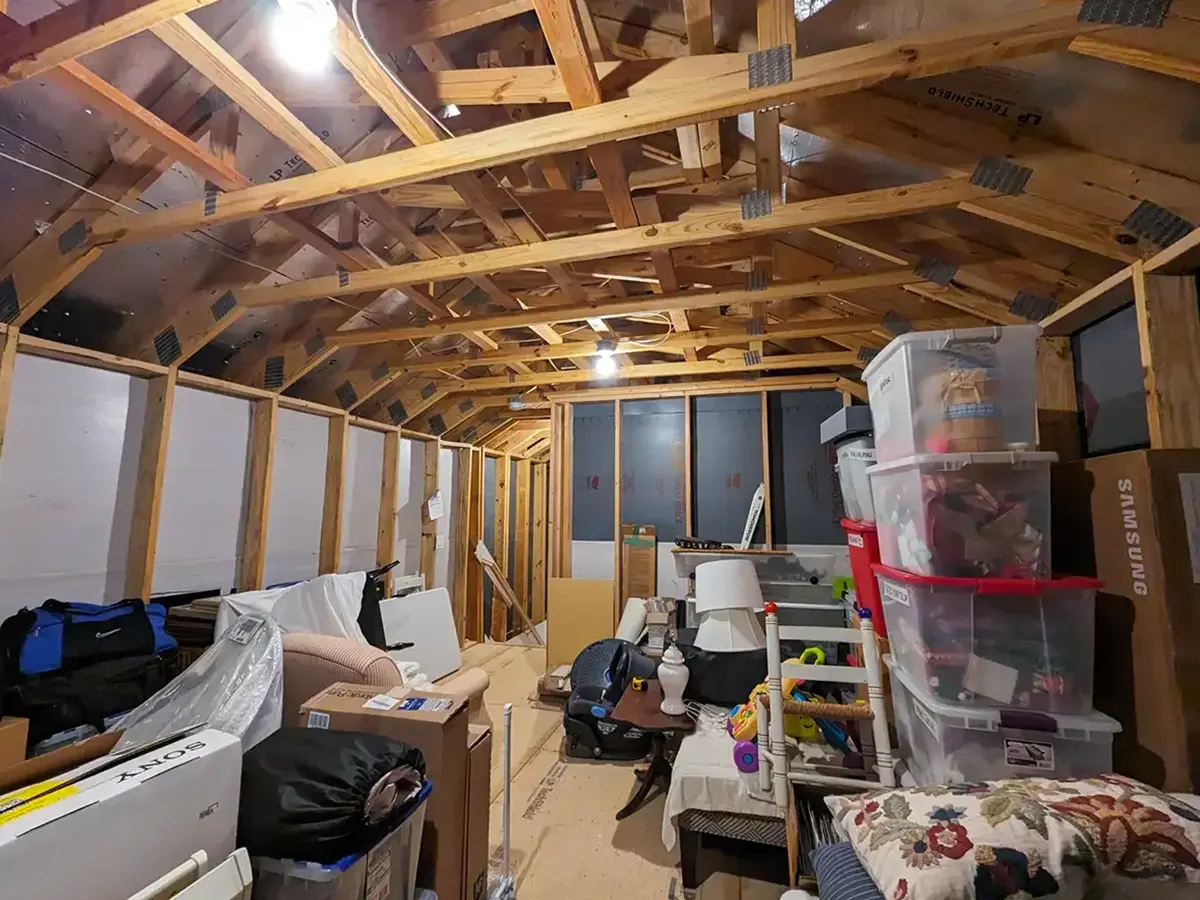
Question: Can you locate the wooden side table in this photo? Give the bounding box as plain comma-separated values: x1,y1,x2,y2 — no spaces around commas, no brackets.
610,680,695,820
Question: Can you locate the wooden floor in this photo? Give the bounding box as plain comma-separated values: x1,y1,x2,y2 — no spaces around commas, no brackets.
461,642,786,900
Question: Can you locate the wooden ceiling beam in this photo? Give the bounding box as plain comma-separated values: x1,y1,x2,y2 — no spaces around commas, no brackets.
785,90,1200,261
373,352,857,402
341,313,943,374
325,270,930,347
0,0,221,86
87,5,1105,244
230,178,994,309
46,61,366,271
361,0,534,46
1069,14,1200,84
0,7,262,328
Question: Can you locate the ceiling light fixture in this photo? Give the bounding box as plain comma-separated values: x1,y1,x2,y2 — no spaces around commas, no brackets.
271,0,336,74
593,341,618,379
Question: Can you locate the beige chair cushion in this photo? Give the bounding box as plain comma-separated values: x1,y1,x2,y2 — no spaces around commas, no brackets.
282,633,401,725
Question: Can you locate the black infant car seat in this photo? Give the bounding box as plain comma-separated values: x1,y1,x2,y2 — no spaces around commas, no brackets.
563,638,658,760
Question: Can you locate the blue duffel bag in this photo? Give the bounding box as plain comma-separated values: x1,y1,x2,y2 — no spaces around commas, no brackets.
1,598,176,678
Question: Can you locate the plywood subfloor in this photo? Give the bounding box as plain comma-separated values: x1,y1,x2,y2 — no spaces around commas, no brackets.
461,641,786,900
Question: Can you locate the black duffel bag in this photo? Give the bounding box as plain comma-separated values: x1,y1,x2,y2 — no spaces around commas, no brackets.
3,652,173,748
238,728,427,864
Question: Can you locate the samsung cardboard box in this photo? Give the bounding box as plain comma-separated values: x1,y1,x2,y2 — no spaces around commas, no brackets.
1054,450,1200,791
465,723,492,900
0,728,241,900
302,684,471,900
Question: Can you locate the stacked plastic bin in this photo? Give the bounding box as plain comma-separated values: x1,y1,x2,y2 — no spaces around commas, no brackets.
862,325,1121,785
819,406,886,636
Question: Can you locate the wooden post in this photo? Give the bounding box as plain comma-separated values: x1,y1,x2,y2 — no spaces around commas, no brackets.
451,446,473,641
376,428,400,593
613,398,622,620
0,328,21,464
531,461,548,623
1132,263,1200,449
125,368,177,600
237,396,277,592
513,458,532,614
491,455,511,639
466,447,485,641
760,391,773,547
1035,337,1081,460
548,403,561,577
420,438,440,586
319,413,349,574
684,393,693,535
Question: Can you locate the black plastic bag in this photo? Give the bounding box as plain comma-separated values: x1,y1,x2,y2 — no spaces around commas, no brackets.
238,728,426,864
677,641,812,706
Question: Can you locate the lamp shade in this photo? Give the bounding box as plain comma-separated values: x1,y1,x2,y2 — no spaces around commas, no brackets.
694,609,766,652
694,559,763,614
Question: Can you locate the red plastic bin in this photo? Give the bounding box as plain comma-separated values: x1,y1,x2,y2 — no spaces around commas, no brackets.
842,518,886,638
873,563,1100,714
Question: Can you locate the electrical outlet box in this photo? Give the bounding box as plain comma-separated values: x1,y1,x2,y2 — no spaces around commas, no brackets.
436,534,447,550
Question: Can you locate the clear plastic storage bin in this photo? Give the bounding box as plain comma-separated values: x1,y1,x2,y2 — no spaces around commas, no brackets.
885,656,1120,785
863,325,1040,463
869,451,1056,578
874,564,1099,713
252,781,430,900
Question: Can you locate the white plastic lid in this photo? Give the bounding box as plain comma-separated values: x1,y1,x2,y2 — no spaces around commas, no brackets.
861,324,1042,383
884,654,1121,737
867,449,1058,477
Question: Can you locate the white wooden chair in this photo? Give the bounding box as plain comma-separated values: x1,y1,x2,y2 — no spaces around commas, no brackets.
126,850,252,900
756,601,895,810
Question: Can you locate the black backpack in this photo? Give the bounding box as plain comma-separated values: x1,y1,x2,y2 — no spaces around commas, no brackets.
3,653,173,748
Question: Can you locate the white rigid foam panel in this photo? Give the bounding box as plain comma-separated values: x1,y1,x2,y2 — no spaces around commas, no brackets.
153,385,251,595
339,426,384,574
0,354,144,614
263,408,327,587
394,438,424,576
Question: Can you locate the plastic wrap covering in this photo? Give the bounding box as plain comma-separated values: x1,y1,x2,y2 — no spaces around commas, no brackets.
215,572,367,642
114,614,283,752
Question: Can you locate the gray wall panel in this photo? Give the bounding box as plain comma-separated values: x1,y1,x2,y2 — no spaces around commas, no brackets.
1073,303,1148,455
769,391,844,545
572,402,615,541
693,395,764,544
620,398,686,541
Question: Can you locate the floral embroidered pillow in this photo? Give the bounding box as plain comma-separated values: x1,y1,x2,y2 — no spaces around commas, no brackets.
825,774,1200,900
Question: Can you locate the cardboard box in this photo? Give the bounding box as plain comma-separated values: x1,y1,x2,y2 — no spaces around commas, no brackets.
621,524,657,606
1053,450,1200,791
0,728,241,900
0,717,28,769
302,684,470,900
464,724,492,900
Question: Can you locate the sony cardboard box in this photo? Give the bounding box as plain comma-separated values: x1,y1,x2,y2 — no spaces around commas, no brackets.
301,684,471,900
465,724,492,900
0,728,241,900
1053,450,1200,791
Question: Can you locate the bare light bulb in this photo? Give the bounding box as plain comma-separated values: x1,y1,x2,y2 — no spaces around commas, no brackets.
271,0,336,74
593,352,618,379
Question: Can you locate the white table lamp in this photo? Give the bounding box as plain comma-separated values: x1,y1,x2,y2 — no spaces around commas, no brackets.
693,559,765,652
